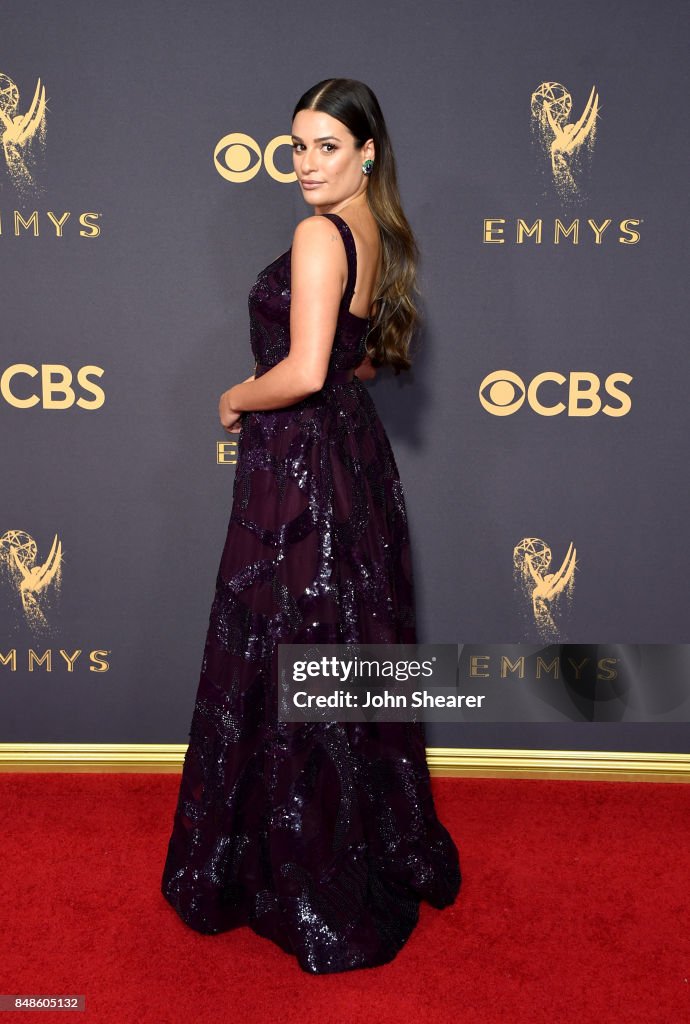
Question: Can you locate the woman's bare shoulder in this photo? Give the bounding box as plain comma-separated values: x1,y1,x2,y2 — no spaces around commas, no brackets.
292,214,340,242
291,215,348,269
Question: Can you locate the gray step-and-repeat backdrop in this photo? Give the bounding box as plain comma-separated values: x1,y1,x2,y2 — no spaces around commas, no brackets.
2,0,688,754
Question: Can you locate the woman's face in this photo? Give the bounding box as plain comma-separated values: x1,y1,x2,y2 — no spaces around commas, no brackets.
291,108,373,210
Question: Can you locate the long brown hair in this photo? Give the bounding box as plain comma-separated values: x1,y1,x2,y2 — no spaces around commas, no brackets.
291,78,420,374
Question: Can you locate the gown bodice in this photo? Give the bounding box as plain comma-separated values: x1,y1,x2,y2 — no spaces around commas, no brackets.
247,212,371,373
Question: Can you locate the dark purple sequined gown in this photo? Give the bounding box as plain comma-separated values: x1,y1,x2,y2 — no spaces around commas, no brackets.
161,212,461,973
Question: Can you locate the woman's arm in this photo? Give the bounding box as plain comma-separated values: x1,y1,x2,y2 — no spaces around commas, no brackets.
221,215,348,415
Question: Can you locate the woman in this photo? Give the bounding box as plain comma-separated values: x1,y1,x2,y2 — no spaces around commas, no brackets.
161,78,461,974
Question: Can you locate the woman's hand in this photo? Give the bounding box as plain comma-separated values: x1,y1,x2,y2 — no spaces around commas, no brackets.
354,354,377,382
219,374,255,433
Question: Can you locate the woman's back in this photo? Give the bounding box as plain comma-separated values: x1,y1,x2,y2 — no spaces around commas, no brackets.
336,209,381,321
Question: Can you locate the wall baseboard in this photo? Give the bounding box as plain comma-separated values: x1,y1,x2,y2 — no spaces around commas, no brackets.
0,745,688,782
425,747,690,782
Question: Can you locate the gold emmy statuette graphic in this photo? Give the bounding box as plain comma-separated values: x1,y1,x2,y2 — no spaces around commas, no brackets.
0,529,62,634
530,82,600,203
513,538,577,641
0,72,47,196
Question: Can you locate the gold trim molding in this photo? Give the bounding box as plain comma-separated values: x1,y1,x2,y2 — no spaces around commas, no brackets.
0,744,688,782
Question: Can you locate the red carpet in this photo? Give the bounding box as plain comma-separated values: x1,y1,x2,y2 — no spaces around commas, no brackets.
1,773,688,1024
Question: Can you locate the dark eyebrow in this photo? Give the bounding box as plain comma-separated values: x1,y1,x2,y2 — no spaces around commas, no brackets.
291,134,341,142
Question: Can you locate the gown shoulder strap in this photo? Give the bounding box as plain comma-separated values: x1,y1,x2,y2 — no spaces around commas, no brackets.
319,212,357,311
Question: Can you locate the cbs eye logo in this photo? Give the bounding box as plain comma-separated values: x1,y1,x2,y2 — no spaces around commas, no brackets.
479,370,632,417
213,133,296,183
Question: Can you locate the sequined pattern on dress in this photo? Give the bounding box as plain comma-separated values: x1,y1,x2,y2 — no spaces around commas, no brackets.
161,212,461,974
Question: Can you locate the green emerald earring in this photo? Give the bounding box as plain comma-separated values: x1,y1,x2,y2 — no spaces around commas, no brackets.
362,159,374,176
